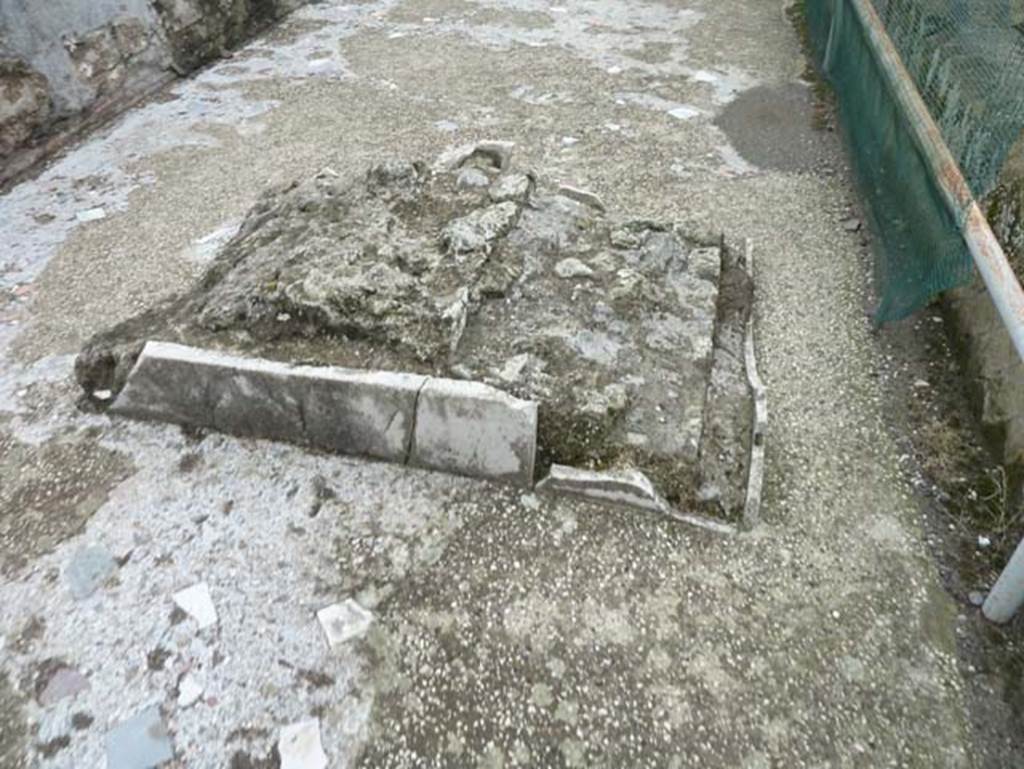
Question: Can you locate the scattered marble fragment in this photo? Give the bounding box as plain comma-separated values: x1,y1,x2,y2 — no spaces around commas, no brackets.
317,599,374,648
39,666,90,706
66,545,117,600
177,674,203,708
279,719,328,769
106,706,174,769
172,583,218,629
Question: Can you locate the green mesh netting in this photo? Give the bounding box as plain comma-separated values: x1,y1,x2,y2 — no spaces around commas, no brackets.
806,0,1024,321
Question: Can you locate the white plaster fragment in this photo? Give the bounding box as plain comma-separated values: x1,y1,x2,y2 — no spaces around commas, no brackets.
173,583,218,629
279,719,328,769
317,599,374,648
177,674,203,708
76,207,107,222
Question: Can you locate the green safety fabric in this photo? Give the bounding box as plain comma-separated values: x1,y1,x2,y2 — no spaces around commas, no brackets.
805,0,1024,321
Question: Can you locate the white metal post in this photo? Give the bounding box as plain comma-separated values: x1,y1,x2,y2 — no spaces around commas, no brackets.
983,537,1024,623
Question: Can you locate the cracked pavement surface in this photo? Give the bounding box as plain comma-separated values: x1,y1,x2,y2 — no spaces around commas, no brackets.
0,0,998,766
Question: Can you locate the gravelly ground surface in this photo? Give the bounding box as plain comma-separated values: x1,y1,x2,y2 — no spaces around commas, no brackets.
0,0,1016,766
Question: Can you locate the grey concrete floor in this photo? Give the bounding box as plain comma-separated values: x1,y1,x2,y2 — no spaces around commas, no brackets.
0,0,991,766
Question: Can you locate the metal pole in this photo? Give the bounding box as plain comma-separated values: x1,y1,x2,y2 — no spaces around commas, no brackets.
846,0,1024,621
962,201,1024,366
984,536,1024,623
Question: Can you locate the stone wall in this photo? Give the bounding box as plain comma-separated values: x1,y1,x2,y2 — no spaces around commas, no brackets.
151,0,304,72
947,133,1024,472
0,0,304,181
986,135,1024,279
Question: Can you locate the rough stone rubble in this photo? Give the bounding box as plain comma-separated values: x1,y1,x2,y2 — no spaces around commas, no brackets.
77,145,754,516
